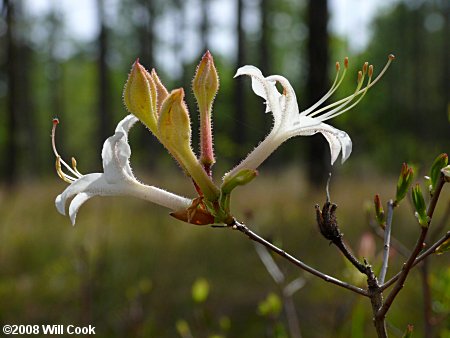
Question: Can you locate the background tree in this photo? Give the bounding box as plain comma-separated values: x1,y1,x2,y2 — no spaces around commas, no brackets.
96,0,112,154
305,0,329,186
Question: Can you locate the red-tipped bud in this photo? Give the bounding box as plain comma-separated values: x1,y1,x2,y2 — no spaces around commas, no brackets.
429,153,448,194
396,163,414,204
412,184,429,227
193,51,219,171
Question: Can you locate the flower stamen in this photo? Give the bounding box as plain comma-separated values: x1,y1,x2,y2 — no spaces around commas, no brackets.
300,57,348,117
52,118,83,182
305,54,394,122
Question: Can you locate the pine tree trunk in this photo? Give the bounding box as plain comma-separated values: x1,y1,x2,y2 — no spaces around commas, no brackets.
306,0,329,186
233,0,246,162
96,0,111,154
4,0,18,186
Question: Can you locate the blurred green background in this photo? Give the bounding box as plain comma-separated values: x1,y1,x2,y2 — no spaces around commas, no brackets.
0,0,449,337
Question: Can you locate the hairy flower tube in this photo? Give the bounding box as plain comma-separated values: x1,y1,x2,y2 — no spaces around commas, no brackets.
53,115,191,225
226,55,395,178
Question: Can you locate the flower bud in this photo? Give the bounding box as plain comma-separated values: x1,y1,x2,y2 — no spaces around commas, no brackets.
158,89,219,201
429,153,448,194
150,69,169,113
193,51,219,170
411,184,429,227
123,60,158,134
221,169,258,194
395,163,414,204
374,194,386,229
435,237,450,255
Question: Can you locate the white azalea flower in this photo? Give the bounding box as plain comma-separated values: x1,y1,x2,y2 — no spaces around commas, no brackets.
227,56,394,178
53,114,191,225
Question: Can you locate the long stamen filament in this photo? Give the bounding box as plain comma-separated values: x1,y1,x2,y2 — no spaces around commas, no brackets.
301,58,348,116
52,118,83,181
311,67,365,120
300,62,347,115
325,65,373,120
308,55,394,118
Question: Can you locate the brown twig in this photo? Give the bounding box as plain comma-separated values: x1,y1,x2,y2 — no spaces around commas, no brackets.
376,174,446,320
229,219,369,297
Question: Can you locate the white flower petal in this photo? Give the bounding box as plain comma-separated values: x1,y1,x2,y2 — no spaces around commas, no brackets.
56,173,103,216
69,192,93,226
234,65,282,124
102,114,137,183
290,117,352,165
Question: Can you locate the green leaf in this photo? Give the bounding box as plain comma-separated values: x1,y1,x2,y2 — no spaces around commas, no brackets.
435,238,450,255
396,163,414,203
429,153,448,194
411,184,429,227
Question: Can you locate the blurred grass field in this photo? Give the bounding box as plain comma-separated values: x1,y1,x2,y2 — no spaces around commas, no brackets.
0,167,449,337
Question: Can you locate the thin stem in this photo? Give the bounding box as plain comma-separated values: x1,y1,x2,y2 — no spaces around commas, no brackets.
229,219,369,297
332,238,369,275
381,230,450,291
377,174,446,319
369,219,410,258
379,200,395,284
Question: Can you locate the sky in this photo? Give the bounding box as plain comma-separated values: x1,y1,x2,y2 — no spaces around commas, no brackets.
23,0,398,74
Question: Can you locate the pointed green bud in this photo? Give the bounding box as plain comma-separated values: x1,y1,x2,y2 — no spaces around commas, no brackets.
150,68,169,113
374,194,386,229
395,163,414,204
221,169,258,194
158,89,219,201
411,184,429,227
123,60,158,133
435,237,450,255
429,153,448,194
158,88,192,155
193,51,219,172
